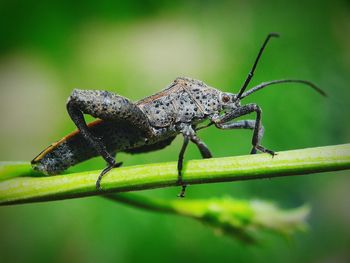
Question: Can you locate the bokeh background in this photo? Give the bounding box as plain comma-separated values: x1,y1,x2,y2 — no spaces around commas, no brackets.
1,0,350,262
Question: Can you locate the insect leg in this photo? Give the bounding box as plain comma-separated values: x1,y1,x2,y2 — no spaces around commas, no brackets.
213,104,275,155
67,89,152,190
216,119,256,130
95,152,124,189
190,135,213,159
216,120,265,153
177,136,189,198
177,125,212,197
66,98,116,166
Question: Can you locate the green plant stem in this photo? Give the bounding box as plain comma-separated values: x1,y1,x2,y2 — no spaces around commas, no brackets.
0,162,41,182
104,193,310,243
106,193,176,214
0,144,349,205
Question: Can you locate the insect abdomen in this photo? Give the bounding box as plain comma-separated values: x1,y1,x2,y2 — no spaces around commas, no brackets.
31,121,101,175
31,120,147,175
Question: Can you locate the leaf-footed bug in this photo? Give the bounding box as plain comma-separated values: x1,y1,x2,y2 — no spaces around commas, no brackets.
31,33,326,197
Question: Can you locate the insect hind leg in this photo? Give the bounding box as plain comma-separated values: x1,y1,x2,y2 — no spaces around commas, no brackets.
67,96,116,166
67,89,152,190
95,151,123,189
96,161,123,189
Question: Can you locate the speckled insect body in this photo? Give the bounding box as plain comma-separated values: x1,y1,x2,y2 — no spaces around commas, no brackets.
31,33,325,197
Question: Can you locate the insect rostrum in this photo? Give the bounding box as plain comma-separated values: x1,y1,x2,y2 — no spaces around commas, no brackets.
31,33,325,197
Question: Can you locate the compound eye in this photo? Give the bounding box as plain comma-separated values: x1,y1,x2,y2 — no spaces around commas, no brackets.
222,95,230,103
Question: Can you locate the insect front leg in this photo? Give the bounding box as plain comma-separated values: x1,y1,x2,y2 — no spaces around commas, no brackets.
215,120,264,151
66,89,152,190
213,104,275,155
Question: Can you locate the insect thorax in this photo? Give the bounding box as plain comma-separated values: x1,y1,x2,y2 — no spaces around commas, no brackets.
138,77,222,129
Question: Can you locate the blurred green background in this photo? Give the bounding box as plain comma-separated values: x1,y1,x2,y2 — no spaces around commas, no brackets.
1,0,350,262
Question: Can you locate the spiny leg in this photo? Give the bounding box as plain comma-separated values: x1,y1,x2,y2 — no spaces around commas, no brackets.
67,89,151,190
213,104,275,155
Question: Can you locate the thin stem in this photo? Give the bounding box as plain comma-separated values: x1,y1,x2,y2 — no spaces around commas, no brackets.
0,144,349,205
0,162,41,181
104,193,310,243
105,193,176,214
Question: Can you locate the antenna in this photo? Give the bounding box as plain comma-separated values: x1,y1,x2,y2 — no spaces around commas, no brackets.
236,33,280,99
240,79,327,99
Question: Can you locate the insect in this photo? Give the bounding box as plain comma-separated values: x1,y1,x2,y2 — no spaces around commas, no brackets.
31,33,326,197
